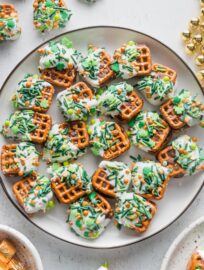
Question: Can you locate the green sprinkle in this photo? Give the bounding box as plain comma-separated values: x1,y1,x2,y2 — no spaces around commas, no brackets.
111,62,120,73
173,96,181,105
128,41,135,46
138,129,148,138
7,19,15,29
56,62,65,71
138,121,145,128
67,109,74,115
11,126,19,135
47,200,55,209
4,120,10,127
61,37,73,48
128,118,136,127
40,100,48,108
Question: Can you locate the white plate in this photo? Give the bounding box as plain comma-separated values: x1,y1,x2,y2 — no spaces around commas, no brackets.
161,216,204,270
0,26,204,249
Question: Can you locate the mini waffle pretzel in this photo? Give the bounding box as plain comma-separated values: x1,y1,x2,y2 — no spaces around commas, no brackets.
78,45,115,88
49,163,92,204
89,119,130,160
38,37,81,88
1,142,40,176
97,82,143,121
157,135,204,178
128,111,170,153
33,0,71,33
12,74,55,113
0,239,16,264
187,250,204,270
160,89,204,129
131,160,171,200
57,82,97,121
1,110,52,144
0,4,21,41
151,63,177,84
13,173,53,214
111,41,152,79
43,122,89,163
114,192,157,233
92,161,131,198
67,192,113,239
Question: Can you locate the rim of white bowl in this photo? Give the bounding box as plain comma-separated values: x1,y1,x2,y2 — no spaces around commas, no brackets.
0,224,43,270
160,216,204,270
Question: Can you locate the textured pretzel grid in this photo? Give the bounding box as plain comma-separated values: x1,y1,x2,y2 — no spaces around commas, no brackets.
68,82,93,100
13,173,37,207
152,63,177,83
59,122,89,149
160,99,185,129
51,177,89,204
1,144,19,176
135,45,152,76
157,146,185,178
147,119,170,153
92,168,115,198
187,252,204,270
102,123,130,160
119,91,143,121
0,4,17,17
31,112,52,144
29,85,55,113
40,66,77,88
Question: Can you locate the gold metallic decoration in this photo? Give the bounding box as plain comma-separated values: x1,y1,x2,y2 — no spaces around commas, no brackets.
200,21,204,32
201,0,204,7
200,45,204,55
197,70,204,81
185,43,196,54
189,17,200,29
195,55,204,66
200,8,204,18
192,34,203,45
181,31,191,41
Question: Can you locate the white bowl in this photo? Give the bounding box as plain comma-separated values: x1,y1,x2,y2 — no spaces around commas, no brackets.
0,224,43,270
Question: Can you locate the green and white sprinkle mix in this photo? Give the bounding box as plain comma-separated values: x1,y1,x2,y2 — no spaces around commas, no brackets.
131,160,171,198
48,163,92,191
89,119,116,157
111,41,141,79
171,89,204,127
33,0,71,32
67,192,111,239
136,76,174,106
24,175,53,214
78,47,105,88
128,111,166,152
12,74,51,110
0,9,21,41
115,192,153,230
43,124,86,163
97,263,109,270
97,82,134,117
170,135,204,176
16,142,39,176
1,110,37,141
99,161,131,193
39,38,81,71
57,85,97,121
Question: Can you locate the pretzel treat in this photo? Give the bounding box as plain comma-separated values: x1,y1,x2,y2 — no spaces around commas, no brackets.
131,160,171,200
48,163,92,204
97,82,143,121
1,142,40,176
11,74,55,112
0,239,16,264
57,82,97,121
89,119,130,160
151,63,177,84
114,192,157,233
78,45,115,88
160,89,204,129
38,37,81,88
67,192,113,239
187,249,204,270
33,0,71,32
128,111,170,153
92,161,131,198
111,41,152,79
0,4,21,41
13,173,54,214
136,64,176,106
157,135,204,178
1,110,52,144
43,122,89,163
